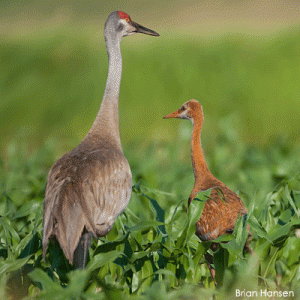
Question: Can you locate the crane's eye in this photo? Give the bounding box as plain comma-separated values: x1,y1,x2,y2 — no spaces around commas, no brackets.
125,17,130,23
180,106,186,111
117,23,124,31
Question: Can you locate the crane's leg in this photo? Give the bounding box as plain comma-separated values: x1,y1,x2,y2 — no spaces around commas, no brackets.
204,253,217,286
203,241,253,286
245,228,254,255
203,243,218,286
244,242,254,255
73,231,93,269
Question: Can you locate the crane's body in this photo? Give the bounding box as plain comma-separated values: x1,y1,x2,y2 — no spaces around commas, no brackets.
164,99,252,284
43,11,159,268
187,106,247,240
190,178,247,242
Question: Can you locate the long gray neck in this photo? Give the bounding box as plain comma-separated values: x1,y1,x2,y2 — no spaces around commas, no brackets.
87,30,123,149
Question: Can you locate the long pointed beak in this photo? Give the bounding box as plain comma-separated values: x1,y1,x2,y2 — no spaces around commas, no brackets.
163,109,180,119
132,21,160,36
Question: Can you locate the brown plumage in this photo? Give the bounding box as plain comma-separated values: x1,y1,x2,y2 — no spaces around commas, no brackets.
164,99,252,283
42,11,159,268
43,138,132,266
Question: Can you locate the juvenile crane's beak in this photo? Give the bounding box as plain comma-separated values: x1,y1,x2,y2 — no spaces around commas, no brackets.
163,109,180,119
132,21,160,36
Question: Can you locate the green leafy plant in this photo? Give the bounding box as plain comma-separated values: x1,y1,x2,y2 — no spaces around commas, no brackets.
1,137,300,299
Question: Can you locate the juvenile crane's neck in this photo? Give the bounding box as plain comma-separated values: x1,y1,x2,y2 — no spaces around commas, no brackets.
191,119,212,184
87,33,123,150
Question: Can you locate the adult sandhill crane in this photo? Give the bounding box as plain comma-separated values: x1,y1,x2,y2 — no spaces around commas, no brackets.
164,100,252,284
43,11,159,269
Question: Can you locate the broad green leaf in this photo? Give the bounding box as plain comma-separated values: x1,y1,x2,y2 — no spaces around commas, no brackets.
166,262,177,288
262,247,279,278
15,232,36,256
129,221,164,234
222,239,241,258
213,245,229,286
130,252,148,262
29,268,63,292
284,185,300,217
176,192,208,249
154,269,176,277
229,213,249,256
284,238,300,266
0,257,31,276
192,242,210,268
141,189,165,223
186,197,206,242
269,221,298,245
94,232,129,255
248,214,272,242
213,234,234,243
18,233,40,258
123,208,140,223
0,216,20,247
87,250,124,272
140,259,153,292
12,200,41,219
168,199,185,225
255,240,271,259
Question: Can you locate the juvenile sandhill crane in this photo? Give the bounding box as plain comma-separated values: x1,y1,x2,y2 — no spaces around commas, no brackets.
164,100,252,284
43,11,159,269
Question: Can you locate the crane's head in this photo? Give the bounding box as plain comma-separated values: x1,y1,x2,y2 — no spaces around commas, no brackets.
105,11,159,38
117,11,159,37
163,100,204,124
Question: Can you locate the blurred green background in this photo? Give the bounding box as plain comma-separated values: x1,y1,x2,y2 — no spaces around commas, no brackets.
1,0,300,156
1,3,300,297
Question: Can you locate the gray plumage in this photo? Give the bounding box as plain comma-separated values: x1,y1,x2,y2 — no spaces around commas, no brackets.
43,11,159,268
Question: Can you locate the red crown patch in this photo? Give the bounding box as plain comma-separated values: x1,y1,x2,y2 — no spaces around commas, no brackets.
118,11,131,20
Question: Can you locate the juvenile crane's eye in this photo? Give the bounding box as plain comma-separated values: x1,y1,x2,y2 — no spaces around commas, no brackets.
180,106,185,111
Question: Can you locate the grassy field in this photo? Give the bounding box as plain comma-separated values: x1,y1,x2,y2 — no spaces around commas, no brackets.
1,132,300,299
1,22,300,153
1,4,300,299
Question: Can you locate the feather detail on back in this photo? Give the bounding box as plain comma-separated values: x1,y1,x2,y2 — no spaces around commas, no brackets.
43,143,132,263
190,179,247,241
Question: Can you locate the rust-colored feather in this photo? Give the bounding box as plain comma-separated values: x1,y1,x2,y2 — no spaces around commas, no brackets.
190,179,248,241
164,99,253,285
164,99,251,244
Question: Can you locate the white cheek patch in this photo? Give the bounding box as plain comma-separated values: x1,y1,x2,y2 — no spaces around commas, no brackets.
181,110,190,119
119,19,135,36
119,19,128,26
